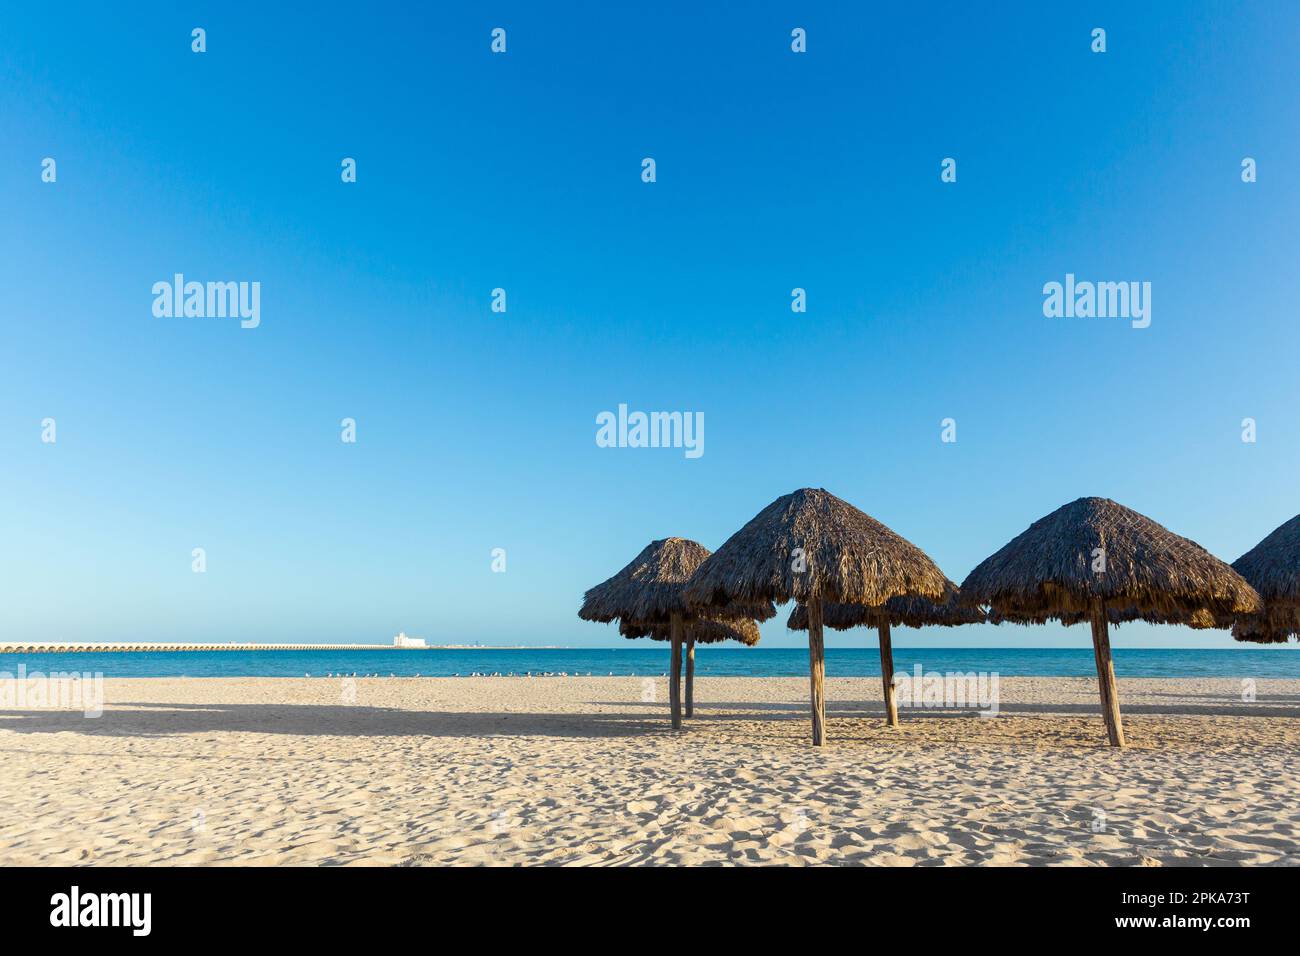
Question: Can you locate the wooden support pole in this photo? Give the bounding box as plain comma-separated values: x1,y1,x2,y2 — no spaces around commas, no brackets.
1089,599,1125,747
1089,615,1113,736
807,597,827,746
878,622,899,728
684,633,696,718
669,612,683,731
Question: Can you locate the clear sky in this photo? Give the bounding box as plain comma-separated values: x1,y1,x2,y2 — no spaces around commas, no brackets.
2,2,1297,648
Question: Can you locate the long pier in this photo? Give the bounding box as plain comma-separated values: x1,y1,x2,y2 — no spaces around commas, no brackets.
0,642,408,654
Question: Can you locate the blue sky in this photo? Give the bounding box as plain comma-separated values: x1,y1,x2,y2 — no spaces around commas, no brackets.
2,2,1297,648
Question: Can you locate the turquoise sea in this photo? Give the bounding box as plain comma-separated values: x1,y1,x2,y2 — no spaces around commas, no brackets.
2,647,1298,679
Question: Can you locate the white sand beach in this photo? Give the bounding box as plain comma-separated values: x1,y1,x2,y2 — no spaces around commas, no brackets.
1,676,1297,866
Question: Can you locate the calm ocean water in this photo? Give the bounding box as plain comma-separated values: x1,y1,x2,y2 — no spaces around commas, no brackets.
2,647,1298,679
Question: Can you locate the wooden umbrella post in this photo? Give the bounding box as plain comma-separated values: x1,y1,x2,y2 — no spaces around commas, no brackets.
807,597,827,745
1089,599,1125,747
684,633,696,718
669,612,683,730
878,622,899,728
1089,617,1112,738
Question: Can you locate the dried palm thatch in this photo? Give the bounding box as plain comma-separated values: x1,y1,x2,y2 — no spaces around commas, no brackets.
996,606,1220,629
786,580,984,631
957,497,1261,623
1233,622,1290,643
579,537,774,625
684,488,948,745
959,497,1262,747
579,537,773,728
1229,514,1300,643
619,615,761,646
684,488,948,608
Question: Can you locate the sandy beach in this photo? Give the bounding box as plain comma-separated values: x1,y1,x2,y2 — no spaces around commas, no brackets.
1,676,1297,866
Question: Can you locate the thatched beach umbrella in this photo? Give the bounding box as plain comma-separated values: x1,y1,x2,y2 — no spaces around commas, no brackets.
683,488,948,745
1229,514,1300,643
959,497,1262,747
620,615,761,716
787,580,984,727
579,537,773,729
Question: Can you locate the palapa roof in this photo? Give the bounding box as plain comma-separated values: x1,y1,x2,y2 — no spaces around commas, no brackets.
578,537,775,625
1230,620,1296,644
682,488,948,608
787,580,984,631
994,606,1220,629
620,615,761,646
1229,514,1300,643
958,497,1262,625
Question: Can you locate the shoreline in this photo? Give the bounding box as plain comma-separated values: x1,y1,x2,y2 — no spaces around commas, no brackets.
4,648,1299,683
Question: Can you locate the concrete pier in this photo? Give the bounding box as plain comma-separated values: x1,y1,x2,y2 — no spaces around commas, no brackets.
0,642,411,654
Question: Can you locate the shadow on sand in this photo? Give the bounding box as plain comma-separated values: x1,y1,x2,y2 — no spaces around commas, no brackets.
0,703,684,740
0,694,1297,742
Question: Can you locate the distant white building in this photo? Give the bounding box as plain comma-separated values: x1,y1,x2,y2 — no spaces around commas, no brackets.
393,631,426,648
